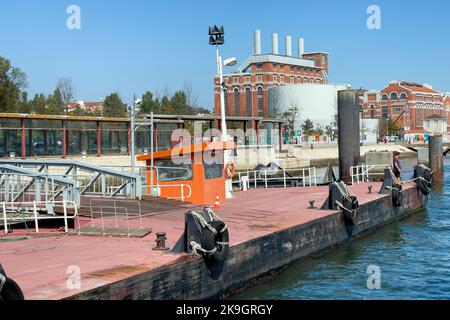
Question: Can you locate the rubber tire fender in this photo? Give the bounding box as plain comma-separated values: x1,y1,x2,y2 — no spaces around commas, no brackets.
342,196,359,226
0,263,25,301
415,165,433,196
200,220,229,264
392,183,403,207
0,277,25,301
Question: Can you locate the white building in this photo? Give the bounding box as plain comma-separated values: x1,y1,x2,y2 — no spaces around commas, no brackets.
423,115,447,135
360,118,379,143
268,83,351,131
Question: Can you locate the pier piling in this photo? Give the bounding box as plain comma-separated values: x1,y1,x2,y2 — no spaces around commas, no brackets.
429,134,444,182
337,90,361,184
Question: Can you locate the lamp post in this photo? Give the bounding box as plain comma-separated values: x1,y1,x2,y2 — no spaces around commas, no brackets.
129,95,142,175
209,25,237,199
130,95,136,175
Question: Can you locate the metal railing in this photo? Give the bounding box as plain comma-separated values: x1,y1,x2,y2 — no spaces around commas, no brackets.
105,165,193,201
0,160,142,200
150,183,192,201
1,200,77,234
232,167,317,190
74,199,144,237
0,167,80,208
350,164,392,185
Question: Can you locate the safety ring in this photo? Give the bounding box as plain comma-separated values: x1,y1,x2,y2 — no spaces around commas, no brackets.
224,162,236,179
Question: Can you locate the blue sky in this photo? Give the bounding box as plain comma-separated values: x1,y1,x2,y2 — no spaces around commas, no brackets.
1,0,449,109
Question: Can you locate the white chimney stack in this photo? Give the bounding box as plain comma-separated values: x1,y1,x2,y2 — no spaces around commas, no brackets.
272,33,279,55
285,35,292,56
254,30,261,55
298,38,305,57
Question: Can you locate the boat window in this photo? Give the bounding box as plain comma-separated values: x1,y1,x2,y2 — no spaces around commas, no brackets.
154,159,192,181
204,161,223,179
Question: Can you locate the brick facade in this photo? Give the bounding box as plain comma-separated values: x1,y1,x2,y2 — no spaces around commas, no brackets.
214,32,328,119
361,81,448,133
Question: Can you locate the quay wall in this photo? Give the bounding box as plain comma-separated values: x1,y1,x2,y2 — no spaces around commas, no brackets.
68,186,426,300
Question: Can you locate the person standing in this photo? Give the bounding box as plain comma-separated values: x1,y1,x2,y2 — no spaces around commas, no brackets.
393,151,402,182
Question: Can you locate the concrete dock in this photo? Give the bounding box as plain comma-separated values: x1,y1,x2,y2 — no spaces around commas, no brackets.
0,182,425,300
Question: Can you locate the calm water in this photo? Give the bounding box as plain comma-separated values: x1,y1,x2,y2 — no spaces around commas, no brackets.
232,158,450,300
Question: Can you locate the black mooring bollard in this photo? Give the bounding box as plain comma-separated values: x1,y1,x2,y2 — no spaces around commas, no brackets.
153,232,170,251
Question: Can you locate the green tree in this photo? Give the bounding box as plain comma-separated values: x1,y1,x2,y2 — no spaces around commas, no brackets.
138,91,160,114
380,118,401,136
314,125,324,136
45,88,65,115
301,119,315,140
0,56,27,113
170,91,188,115
103,93,127,117
29,93,47,114
325,122,337,141
70,103,87,116
18,91,31,113
159,95,172,114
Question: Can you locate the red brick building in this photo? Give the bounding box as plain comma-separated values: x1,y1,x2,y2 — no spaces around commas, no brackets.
444,93,450,130
214,30,328,118
361,81,448,133
67,100,104,115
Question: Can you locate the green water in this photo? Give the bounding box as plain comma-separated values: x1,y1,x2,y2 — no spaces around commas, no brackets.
232,159,450,300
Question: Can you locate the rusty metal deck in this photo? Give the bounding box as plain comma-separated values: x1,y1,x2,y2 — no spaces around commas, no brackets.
0,182,408,300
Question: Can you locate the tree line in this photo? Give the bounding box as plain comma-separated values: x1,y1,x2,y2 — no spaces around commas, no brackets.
0,56,210,117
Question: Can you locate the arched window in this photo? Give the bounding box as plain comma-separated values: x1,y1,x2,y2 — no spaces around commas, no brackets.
370,105,375,119
391,92,398,100
382,94,388,101
245,88,252,116
400,93,407,100
223,89,229,115
257,87,264,116
234,88,240,115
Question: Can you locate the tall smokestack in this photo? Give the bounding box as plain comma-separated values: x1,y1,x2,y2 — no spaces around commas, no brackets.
298,38,305,57
272,33,279,55
285,35,292,56
254,30,261,55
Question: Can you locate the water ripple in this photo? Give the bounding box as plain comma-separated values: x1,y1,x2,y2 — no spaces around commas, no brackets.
231,159,450,300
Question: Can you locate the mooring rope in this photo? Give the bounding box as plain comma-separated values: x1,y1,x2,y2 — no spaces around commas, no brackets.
190,211,218,236
189,208,229,257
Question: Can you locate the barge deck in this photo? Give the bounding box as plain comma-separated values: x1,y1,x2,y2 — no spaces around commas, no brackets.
0,182,425,300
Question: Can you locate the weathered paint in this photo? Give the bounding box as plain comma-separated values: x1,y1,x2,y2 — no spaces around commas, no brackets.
65,184,425,300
